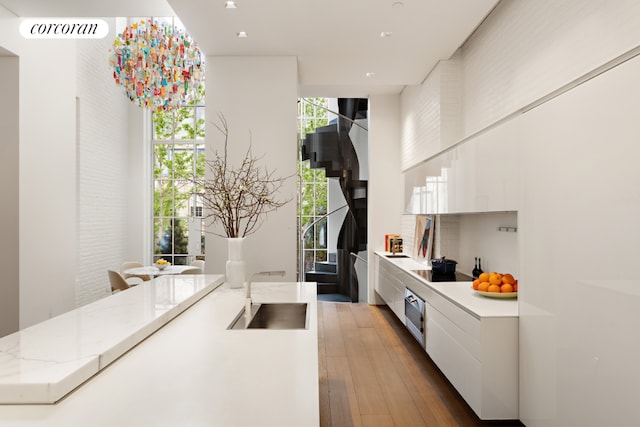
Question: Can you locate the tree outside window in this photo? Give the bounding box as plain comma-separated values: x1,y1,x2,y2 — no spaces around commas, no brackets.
298,98,329,273
152,84,205,265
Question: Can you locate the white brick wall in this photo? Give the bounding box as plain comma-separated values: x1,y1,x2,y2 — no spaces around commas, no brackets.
463,0,640,136
399,214,461,264
439,50,463,148
400,214,416,256
400,68,440,170
401,0,640,165
457,212,518,276
75,18,131,306
433,214,460,263
400,53,463,170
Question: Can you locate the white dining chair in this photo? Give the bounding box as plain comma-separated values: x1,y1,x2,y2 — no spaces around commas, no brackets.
120,261,150,283
108,270,131,293
190,260,205,273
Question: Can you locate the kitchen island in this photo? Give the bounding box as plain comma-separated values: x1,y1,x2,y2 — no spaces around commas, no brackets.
0,276,319,427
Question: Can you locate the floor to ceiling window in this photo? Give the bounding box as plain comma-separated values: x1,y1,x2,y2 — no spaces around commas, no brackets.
151,82,205,265
298,98,329,274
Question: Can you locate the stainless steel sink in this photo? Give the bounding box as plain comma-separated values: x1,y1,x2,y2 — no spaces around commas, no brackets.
385,253,410,258
228,303,309,330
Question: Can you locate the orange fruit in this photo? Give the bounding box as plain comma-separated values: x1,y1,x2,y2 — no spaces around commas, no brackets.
502,274,516,285
489,273,502,286
472,279,480,290
478,272,489,282
478,282,490,292
488,284,501,293
513,281,518,292
500,283,514,293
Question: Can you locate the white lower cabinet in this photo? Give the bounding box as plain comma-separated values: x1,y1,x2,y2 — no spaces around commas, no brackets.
374,254,518,420
426,305,482,412
374,256,406,321
425,300,518,419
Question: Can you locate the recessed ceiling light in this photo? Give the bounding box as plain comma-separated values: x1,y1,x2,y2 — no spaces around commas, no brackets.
225,1,237,8
380,31,393,38
392,1,404,8
366,72,375,77
237,31,248,38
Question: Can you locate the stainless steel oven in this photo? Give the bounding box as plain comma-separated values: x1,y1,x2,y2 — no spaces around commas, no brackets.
404,288,425,347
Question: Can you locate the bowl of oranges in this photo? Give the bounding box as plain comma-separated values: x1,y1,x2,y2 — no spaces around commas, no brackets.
472,272,518,298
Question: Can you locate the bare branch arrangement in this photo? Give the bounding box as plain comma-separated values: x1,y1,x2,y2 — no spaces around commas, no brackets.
196,114,293,238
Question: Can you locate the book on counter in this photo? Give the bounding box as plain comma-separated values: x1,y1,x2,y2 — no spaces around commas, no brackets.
385,234,403,253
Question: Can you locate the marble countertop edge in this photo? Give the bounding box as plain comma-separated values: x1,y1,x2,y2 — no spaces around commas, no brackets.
0,274,224,404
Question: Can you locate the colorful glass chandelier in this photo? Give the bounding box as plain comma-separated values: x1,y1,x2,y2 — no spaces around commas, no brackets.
109,19,204,111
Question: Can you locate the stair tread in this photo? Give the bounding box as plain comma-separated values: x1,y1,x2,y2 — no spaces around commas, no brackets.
314,261,337,274
316,283,338,294
305,270,338,286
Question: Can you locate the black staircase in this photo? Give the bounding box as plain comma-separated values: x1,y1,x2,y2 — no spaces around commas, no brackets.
301,98,368,302
305,254,339,295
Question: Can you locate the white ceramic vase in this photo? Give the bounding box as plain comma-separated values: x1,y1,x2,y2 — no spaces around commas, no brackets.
226,237,246,288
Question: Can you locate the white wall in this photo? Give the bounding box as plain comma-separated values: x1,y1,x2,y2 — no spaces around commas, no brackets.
399,1,640,425
462,0,640,136
0,8,144,328
457,212,518,277
18,42,77,329
76,18,141,306
0,5,78,328
125,104,150,265
0,54,19,337
400,51,462,170
205,56,298,281
368,94,402,303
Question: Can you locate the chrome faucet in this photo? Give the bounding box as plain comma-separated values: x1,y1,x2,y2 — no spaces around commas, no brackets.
245,270,286,320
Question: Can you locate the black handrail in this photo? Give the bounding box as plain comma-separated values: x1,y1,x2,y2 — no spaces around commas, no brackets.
298,204,349,281
349,252,368,264
299,98,369,132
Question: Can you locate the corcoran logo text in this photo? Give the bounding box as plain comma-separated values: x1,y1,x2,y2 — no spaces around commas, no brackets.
20,19,109,39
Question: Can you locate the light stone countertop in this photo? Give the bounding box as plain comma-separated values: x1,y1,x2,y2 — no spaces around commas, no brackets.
0,274,225,404
0,278,319,427
377,252,518,318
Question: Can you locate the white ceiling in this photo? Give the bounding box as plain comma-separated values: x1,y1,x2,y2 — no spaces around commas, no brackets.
0,0,176,18
0,0,499,97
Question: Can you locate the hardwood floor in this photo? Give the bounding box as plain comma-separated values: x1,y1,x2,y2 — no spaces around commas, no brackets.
317,302,522,427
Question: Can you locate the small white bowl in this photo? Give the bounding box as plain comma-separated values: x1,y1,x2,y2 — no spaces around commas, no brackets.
155,263,169,270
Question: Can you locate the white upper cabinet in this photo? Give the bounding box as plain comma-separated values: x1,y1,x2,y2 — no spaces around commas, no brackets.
404,120,521,214
401,48,522,215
